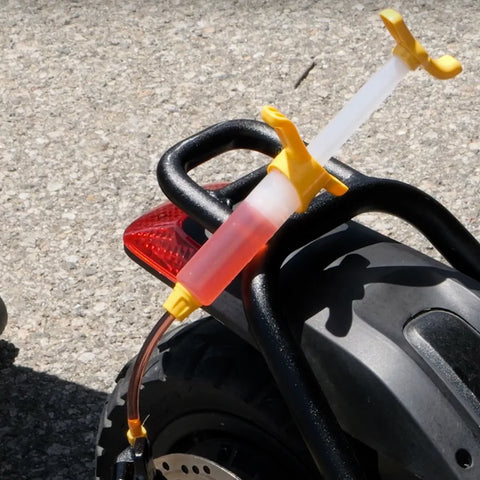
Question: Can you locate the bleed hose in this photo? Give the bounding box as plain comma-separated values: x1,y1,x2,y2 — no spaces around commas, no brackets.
126,311,176,443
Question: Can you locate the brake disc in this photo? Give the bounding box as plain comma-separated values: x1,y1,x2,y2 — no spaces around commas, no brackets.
155,453,241,480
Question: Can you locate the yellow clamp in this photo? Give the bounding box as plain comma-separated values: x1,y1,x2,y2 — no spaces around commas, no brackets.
380,9,462,79
127,418,147,446
262,106,348,212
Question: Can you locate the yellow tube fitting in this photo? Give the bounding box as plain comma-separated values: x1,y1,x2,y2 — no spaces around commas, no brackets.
380,9,462,79
127,418,148,446
262,106,348,212
163,281,201,320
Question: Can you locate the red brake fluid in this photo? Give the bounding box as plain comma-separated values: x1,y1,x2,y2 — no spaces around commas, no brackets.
177,199,277,305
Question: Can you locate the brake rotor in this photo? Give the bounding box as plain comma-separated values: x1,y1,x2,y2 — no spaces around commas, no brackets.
155,453,242,480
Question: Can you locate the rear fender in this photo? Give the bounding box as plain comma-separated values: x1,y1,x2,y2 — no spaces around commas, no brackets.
278,222,480,479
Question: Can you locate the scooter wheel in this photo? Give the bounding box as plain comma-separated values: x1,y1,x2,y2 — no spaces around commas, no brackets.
95,317,319,480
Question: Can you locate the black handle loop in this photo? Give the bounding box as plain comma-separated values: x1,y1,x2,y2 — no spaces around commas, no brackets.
157,119,480,281
157,119,282,232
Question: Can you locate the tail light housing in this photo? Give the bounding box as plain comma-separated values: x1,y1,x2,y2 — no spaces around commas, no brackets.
124,185,227,283
123,202,201,284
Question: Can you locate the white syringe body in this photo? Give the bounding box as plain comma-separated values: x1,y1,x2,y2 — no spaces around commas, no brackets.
307,55,410,163
167,56,412,315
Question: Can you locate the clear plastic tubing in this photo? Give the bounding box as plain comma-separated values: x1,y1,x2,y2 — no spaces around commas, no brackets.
177,55,410,307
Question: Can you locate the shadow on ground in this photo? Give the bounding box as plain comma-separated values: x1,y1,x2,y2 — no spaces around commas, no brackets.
0,340,107,480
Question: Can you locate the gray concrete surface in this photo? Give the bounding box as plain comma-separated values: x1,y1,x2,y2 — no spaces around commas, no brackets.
0,0,478,478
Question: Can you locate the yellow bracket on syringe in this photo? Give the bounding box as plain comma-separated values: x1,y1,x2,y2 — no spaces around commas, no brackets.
262,106,348,213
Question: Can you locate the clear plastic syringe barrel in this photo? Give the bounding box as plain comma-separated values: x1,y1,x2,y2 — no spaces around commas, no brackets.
176,57,410,307
177,169,301,305
307,56,410,163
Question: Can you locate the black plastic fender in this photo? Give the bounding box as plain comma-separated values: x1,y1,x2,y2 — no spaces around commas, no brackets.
277,222,480,479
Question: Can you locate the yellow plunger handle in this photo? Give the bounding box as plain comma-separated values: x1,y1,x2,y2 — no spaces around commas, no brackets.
380,9,462,79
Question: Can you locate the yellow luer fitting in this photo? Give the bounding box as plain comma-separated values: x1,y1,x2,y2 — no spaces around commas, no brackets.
163,281,201,320
127,418,147,446
380,9,462,79
262,106,348,213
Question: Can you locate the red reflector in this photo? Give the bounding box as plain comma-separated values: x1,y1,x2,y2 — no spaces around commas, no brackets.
123,202,201,283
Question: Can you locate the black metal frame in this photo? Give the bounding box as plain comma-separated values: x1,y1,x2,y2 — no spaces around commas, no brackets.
158,119,281,232
156,119,480,480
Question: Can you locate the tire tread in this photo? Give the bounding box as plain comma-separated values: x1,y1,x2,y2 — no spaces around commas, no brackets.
96,317,309,479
